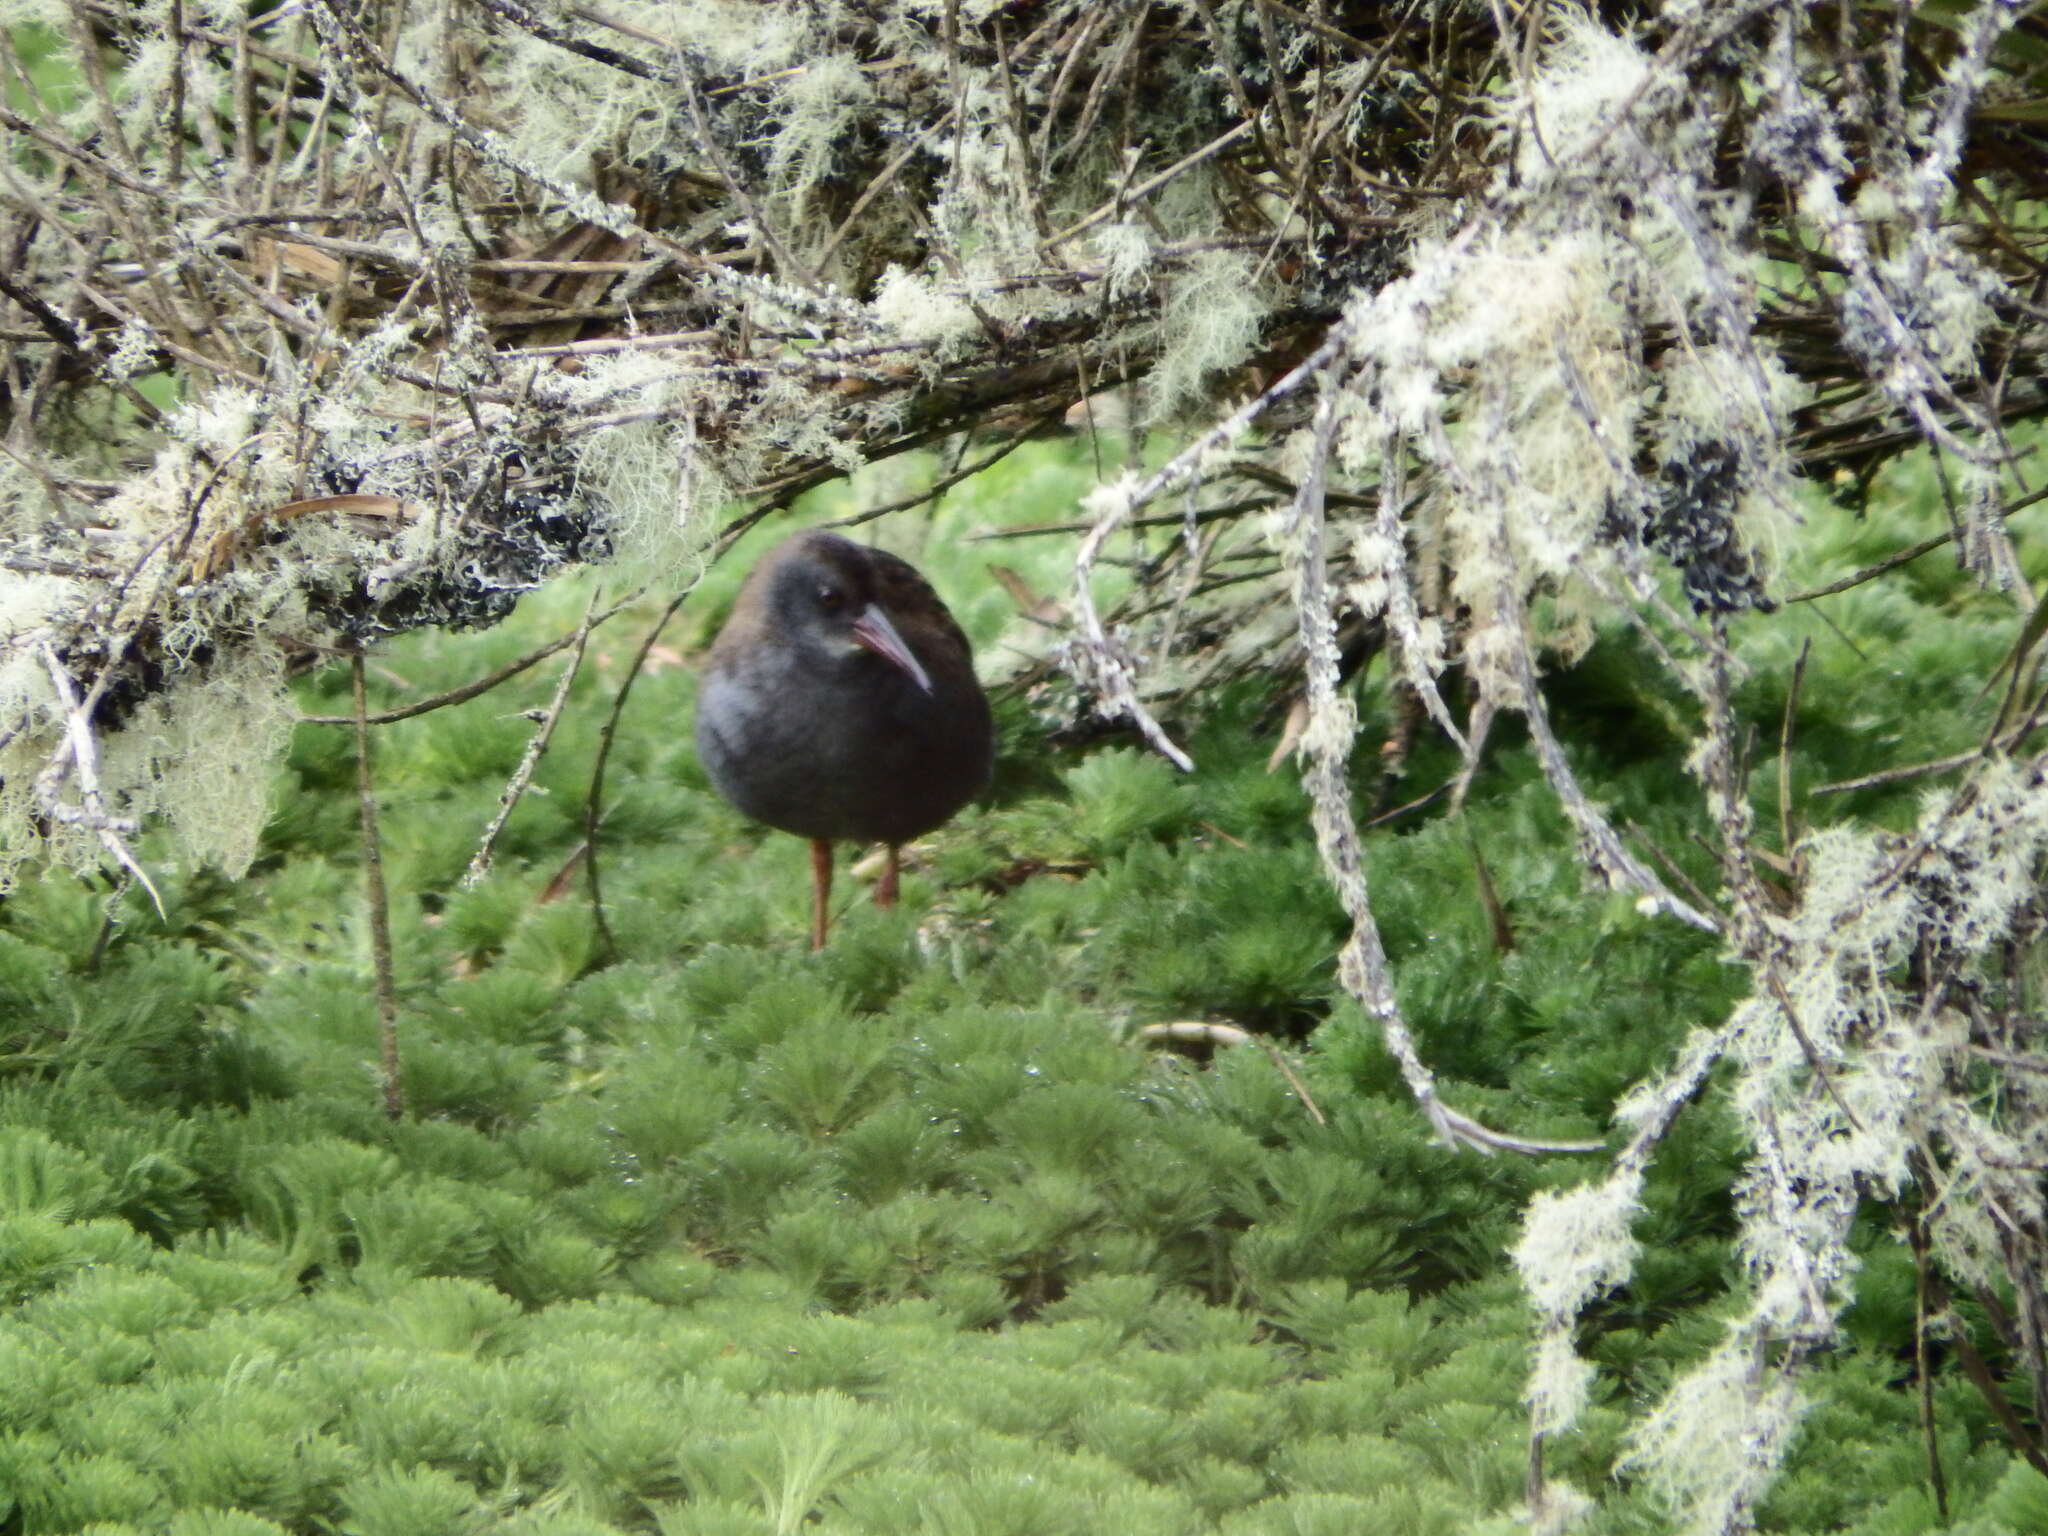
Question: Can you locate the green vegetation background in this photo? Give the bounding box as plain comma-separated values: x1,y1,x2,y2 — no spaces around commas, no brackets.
4,443,2046,1536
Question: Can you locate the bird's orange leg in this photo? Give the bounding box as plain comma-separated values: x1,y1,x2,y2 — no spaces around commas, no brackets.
874,844,901,908
809,838,833,951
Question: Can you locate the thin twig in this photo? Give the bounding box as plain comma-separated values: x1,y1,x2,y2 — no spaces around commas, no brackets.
585,583,698,961
815,111,955,269
351,650,404,1121
672,53,816,290
1065,311,1365,772
1909,1195,1952,1524
84,869,134,974
1784,482,2048,604
35,646,165,918
822,410,1063,530
1761,969,1865,1133
464,588,601,886
1136,1021,1327,1125
1809,694,2048,796
1778,638,1809,856
1042,120,1255,250
300,591,640,724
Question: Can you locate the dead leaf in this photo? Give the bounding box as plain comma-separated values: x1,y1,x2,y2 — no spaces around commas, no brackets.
1266,695,1308,772
253,237,347,285
1137,1021,1326,1124
989,564,1067,624
1467,829,1514,954
537,841,590,905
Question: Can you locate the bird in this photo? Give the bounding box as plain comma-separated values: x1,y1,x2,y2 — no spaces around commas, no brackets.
694,529,994,950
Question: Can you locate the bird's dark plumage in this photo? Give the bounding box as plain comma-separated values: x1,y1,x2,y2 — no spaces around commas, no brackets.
694,530,993,946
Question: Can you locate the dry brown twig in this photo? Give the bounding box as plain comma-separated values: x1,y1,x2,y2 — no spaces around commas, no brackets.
1137,1021,1327,1126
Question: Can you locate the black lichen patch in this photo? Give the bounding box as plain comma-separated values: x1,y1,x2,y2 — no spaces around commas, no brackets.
1646,439,1773,615
308,486,614,645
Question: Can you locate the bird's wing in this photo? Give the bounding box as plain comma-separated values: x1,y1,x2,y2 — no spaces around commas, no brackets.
867,548,974,662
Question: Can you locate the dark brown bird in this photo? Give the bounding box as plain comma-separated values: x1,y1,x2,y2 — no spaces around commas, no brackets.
694,530,994,949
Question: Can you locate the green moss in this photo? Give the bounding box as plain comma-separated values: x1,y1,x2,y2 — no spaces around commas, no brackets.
0,445,2040,1534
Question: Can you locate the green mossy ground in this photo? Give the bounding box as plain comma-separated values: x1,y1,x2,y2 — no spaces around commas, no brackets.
3,445,2045,1536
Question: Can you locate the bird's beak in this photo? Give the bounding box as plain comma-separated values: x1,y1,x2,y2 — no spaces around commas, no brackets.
850,605,934,694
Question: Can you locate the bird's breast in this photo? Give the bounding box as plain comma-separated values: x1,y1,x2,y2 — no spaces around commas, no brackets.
694,651,987,845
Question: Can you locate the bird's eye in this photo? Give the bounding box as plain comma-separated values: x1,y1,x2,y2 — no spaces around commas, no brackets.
816,585,845,611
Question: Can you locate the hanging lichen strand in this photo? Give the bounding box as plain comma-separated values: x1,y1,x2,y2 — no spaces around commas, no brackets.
1050,7,2046,1531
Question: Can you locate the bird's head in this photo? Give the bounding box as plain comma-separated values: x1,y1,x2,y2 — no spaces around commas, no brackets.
764,532,934,694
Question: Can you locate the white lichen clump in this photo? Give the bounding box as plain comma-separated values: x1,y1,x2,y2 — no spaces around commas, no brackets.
1050,6,2033,1531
